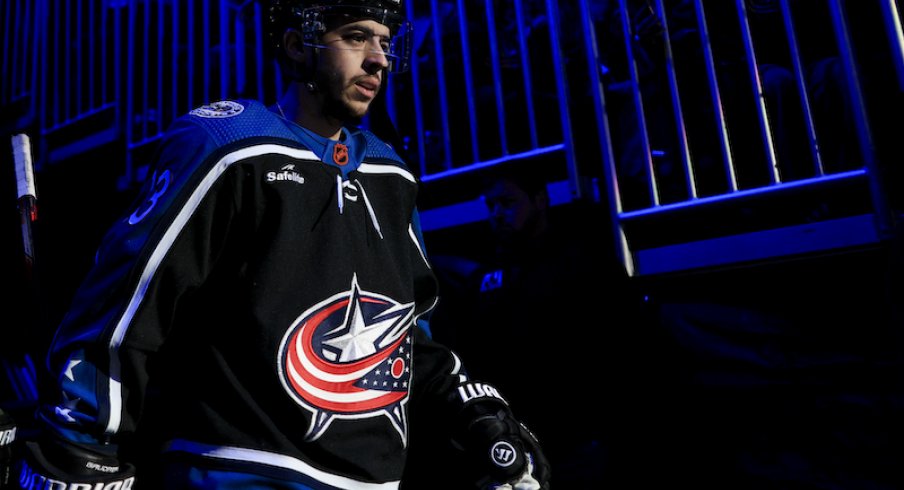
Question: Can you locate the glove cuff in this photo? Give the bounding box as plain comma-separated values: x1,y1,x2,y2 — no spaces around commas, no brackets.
451,381,512,444
457,381,512,425
455,381,509,410
18,439,136,490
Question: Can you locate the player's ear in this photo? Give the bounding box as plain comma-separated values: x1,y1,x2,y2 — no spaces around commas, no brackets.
282,28,306,63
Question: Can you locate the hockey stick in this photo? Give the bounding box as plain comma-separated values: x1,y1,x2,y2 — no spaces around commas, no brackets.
12,134,38,277
5,134,40,405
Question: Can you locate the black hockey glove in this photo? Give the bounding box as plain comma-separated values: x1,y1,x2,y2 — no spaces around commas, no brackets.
16,433,135,490
451,381,551,489
0,408,16,489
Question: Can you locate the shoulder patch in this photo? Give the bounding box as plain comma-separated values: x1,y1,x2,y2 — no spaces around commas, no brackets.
190,100,245,118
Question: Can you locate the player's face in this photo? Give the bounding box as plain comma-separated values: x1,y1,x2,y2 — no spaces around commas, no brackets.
315,20,391,121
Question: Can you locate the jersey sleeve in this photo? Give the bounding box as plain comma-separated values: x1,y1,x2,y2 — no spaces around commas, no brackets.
37,118,245,451
408,205,472,418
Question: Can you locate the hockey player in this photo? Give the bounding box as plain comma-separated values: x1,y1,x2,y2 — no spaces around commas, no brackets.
14,0,550,488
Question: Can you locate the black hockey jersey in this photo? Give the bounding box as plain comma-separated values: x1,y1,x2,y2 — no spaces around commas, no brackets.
39,100,467,489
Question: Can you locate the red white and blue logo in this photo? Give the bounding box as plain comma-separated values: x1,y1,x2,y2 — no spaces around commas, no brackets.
277,274,415,443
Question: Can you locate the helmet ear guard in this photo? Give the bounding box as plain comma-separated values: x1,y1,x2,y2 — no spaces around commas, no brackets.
269,0,412,73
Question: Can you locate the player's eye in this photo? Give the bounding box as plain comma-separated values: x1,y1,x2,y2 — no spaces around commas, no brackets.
343,33,368,45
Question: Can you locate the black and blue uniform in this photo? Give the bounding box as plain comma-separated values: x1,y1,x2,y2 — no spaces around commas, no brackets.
35,99,467,489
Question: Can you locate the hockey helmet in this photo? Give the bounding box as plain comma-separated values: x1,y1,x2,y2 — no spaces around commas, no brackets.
269,0,412,72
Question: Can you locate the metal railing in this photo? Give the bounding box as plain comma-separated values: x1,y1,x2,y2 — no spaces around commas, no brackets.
2,0,41,131
389,0,901,276
2,0,900,276
588,0,901,275
388,0,578,191
1,0,269,183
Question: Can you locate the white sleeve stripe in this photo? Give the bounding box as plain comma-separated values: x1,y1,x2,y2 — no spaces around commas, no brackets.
357,162,416,183
164,439,401,489
104,144,318,434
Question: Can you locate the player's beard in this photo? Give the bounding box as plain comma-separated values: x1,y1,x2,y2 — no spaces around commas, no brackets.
316,68,375,125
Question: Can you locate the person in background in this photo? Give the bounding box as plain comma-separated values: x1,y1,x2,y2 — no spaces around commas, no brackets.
430,168,652,488
12,1,550,488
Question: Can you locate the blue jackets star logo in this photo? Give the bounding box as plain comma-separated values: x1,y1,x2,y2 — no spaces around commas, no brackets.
277,274,415,443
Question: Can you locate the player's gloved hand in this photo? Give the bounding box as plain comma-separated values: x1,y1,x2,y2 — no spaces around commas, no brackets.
16,432,135,490
0,408,16,489
451,381,551,490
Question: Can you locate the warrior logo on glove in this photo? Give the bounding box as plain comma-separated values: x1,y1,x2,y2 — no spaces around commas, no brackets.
491,441,518,468
277,274,416,443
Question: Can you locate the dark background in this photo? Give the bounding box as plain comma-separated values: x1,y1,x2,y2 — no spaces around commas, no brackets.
3,0,903,487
